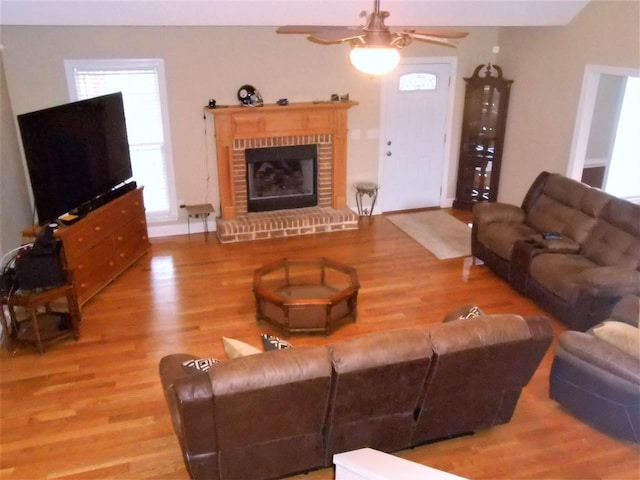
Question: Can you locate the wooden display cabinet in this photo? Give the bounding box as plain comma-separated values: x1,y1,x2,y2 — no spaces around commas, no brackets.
453,64,513,210
23,188,150,307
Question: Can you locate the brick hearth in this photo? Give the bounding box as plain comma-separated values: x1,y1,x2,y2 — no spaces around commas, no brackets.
216,207,358,243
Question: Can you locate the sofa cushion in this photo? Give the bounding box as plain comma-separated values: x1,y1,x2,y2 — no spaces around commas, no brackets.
557,331,640,384
581,220,640,270
326,329,433,459
574,267,640,297
592,321,640,359
529,253,597,301
527,194,599,244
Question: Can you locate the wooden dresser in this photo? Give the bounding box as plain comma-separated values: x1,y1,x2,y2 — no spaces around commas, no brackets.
24,188,150,307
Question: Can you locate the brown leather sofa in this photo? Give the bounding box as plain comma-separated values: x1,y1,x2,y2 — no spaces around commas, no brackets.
159,314,553,480
550,294,640,443
472,171,640,331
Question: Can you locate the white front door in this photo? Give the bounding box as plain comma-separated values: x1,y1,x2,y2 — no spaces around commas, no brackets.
381,62,451,211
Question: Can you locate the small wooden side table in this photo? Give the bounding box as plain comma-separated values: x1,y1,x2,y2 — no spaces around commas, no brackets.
2,272,81,354
354,182,379,222
184,204,215,241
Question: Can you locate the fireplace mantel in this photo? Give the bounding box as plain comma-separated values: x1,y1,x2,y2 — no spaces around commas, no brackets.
207,101,358,219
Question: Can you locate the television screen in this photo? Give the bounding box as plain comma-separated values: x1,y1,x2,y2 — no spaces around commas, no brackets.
18,92,133,225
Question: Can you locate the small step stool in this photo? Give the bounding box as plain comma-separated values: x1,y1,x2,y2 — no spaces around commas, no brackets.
184,204,215,241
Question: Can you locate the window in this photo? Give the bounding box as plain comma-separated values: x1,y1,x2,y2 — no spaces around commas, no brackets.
398,73,437,92
65,59,177,222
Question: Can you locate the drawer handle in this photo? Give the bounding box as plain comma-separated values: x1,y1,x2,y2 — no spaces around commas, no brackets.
142,236,148,240
117,236,124,241
77,264,84,270
80,283,87,288
77,237,84,243
94,226,102,232
108,260,115,267
119,253,125,258
121,209,128,215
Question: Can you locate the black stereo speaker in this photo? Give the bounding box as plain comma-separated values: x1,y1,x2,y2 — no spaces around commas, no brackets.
15,227,64,290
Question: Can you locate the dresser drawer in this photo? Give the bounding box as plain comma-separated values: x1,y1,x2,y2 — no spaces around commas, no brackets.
113,218,150,269
71,241,119,303
59,214,113,262
111,189,146,225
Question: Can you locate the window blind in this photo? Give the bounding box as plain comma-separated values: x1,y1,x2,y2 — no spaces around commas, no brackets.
70,66,171,215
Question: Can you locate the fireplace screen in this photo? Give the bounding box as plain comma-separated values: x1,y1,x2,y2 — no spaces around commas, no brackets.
246,144,318,212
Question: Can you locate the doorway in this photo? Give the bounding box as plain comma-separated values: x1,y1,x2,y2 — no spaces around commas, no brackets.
379,58,456,212
568,64,640,202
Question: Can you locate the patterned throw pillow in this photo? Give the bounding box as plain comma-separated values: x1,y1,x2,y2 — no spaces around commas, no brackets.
182,358,220,372
442,303,485,322
462,305,484,318
261,333,293,351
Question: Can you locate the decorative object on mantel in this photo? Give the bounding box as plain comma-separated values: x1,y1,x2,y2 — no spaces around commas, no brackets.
276,0,467,76
237,84,263,107
453,63,513,210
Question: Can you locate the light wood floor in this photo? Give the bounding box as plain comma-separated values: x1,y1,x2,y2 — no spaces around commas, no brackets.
1,211,638,479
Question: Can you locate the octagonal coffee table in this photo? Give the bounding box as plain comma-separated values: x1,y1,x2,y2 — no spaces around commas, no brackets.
253,257,360,336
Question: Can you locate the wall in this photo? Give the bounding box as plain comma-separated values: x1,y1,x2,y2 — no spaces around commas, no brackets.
0,53,32,258
496,0,640,205
586,74,625,163
1,25,498,237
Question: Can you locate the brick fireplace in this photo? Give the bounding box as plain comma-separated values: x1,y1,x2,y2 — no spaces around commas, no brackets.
208,101,360,243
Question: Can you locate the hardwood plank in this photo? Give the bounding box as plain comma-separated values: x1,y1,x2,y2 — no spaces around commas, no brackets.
1,210,638,479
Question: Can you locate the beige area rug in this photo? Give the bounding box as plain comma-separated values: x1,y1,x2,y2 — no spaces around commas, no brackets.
386,210,472,260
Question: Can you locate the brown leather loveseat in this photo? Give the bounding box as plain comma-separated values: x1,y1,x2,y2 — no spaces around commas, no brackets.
159,314,553,480
472,171,640,331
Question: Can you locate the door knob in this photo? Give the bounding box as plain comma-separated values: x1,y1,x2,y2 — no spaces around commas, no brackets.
386,151,392,156
387,141,392,146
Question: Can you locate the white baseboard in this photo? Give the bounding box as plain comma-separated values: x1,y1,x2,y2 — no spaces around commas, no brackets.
147,219,216,238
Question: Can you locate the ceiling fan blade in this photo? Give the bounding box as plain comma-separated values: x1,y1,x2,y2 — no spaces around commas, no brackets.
399,28,468,39
276,25,353,34
308,28,364,44
407,33,460,48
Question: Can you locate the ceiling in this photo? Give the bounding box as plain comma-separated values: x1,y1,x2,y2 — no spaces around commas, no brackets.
0,0,590,27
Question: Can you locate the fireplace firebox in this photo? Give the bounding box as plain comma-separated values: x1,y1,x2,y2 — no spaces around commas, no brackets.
246,144,318,212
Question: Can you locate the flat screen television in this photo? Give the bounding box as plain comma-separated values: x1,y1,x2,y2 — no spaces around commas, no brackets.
18,92,134,225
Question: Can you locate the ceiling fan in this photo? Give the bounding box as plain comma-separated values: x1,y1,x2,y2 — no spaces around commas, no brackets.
276,0,468,75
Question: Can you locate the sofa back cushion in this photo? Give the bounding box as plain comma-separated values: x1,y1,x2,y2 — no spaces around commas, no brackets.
412,315,553,444
209,346,332,480
325,329,432,463
526,174,610,243
581,198,640,269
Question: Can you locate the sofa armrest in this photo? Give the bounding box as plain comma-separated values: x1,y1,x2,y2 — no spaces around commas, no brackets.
472,202,526,225
611,295,640,328
557,331,640,385
159,354,218,461
575,267,640,297
528,234,581,254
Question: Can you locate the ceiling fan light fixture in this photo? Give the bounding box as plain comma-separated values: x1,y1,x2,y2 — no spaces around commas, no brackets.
350,46,400,76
